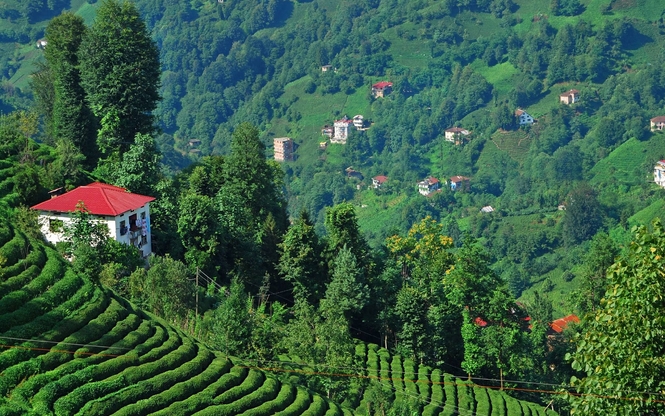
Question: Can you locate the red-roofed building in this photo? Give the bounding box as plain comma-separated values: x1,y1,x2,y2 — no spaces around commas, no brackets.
559,89,580,105
372,81,393,98
651,116,665,131
31,183,155,257
372,175,388,189
549,314,579,335
418,176,441,195
450,176,470,191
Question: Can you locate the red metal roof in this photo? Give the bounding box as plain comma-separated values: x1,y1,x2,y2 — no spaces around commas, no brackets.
450,176,470,183
549,314,579,334
373,175,388,184
372,81,393,89
31,182,155,216
651,116,665,123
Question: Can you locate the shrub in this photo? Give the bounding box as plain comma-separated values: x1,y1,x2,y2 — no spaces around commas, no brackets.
457,380,475,414
243,383,295,415
475,386,491,416
390,355,404,392
441,374,457,416
300,394,327,416
488,389,506,415
150,357,237,416
417,364,431,402
275,387,311,416
196,376,280,416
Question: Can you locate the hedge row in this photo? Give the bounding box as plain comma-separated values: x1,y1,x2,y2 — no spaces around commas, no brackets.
417,364,431,402
192,376,281,416
242,382,296,415
110,352,231,416
152,360,247,416
0,231,28,268
403,358,419,399
300,393,328,416
62,338,199,415
475,384,491,416
0,265,41,310
488,388,506,416
422,369,443,416
0,273,89,336
0,240,45,284
390,355,404,393
441,374,457,416
0,224,11,247
458,380,476,414
0,277,94,370
274,387,313,416
0,248,62,314
213,368,263,405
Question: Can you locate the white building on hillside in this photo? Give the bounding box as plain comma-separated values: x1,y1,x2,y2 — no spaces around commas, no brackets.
31,182,155,257
332,116,354,144
655,160,665,188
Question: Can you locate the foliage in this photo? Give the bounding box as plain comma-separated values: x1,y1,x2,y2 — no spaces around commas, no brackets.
79,0,161,156
569,221,665,415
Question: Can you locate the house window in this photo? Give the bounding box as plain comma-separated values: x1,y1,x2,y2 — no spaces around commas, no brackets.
120,220,128,236
141,212,146,220
49,219,64,233
129,214,139,231
141,235,148,245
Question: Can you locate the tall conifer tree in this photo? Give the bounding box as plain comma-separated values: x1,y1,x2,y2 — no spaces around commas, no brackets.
79,0,161,157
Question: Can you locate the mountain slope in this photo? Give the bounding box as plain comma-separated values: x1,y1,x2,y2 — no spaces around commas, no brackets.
0,223,554,415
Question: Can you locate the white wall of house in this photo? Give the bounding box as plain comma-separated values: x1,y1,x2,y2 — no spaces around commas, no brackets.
655,166,665,188
37,202,153,257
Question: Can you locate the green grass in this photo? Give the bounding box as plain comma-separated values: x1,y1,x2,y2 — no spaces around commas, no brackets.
628,198,665,227
472,61,521,97
487,130,531,164
590,135,665,186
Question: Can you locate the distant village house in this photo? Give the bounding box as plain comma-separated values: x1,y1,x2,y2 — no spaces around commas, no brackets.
372,81,393,98
559,89,580,105
654,160,665,188
515,108,535,125
450,176,470,191
372,175,388,189
353,115,364,130
651,116,665,131
548,314,579,338
321,125,333,138
36,39,47,49
418,176,441,196
273,137,294,162
332,116,353,144
444,127,470,145
345,167,363,180
321,65,332,72
31,183,155,258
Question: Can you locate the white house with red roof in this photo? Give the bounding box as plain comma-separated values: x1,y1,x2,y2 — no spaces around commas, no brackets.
655,160,665,188
372,81,393,98
372,175,388,189
450,175,470,191
651,116,665,131
559,89,580,105
31,182,155,257
332,116,354,144
515,108,534,125
444,127,470,144
418,176,441,196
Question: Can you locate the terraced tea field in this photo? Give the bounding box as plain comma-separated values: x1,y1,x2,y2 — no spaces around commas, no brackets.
0,224,352,415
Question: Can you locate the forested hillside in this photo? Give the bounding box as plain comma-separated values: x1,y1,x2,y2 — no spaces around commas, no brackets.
4,0,665,414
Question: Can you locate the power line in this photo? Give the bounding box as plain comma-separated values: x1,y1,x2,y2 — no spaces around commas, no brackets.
0,336,134,351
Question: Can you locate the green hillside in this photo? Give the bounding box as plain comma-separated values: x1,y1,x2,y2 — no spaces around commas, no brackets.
0,223,554,415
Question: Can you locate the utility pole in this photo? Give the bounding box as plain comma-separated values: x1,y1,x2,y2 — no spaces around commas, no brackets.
195,267,199,321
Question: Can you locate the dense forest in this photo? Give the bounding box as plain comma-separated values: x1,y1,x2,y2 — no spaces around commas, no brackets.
3,0,665,414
